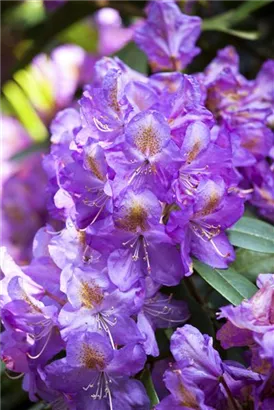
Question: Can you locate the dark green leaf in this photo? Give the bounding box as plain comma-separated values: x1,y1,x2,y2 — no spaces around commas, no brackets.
231,249,274,282
10,142,49,161
164,328,174,340
58,20,98,52
229,0,272,25
194,260,257,306
179,279,215,337
202,0,271,39
140,367,159,407
116,42,148,74
219,28,259,40
228,217,274,254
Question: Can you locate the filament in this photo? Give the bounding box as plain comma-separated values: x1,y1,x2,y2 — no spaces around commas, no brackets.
93,117,113,132
96,312,117,349
27,328,52,359
83,371,113,410
210,239,230,258
5,371,24,380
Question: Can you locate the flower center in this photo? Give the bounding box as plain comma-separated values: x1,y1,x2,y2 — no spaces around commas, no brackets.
194,189,220,218
186,141,201,164
134,125,161,157
81,282,104,309
86,155,105,181
81,344,105,370
117,203,148,233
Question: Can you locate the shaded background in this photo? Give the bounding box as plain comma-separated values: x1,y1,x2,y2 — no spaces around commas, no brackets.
1,1,274,409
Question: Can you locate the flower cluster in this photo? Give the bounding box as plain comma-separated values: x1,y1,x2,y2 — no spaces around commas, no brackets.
1,1,274,409
157,324,263,409
217,274,274,408
152,276,274,410
1,43,91,264
1,8,137,264
199,46,274,222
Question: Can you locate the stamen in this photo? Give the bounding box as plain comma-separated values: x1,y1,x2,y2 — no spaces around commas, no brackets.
5,371,24,380
123,236,152,274
96,312,117,349
89,198,108,224
142,236,151,273
210,239,230,258
180,173,199,191
132,240,141,261
191,222,221,241
122,237,139,247
83,371,113,410
93,117,113,132
127,160,151,186
228,187,254,197
82,194,108,226
144,294,186,323
27,328,52,359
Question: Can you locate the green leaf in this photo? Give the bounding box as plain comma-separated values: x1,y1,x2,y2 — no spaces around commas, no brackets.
2,80,48,142
140,368,159,407
229,0,272,25
164,328,174,340
194,260,257,306
116,42,148,74
202,0,271,39
228,217,274,254
219,28,259,40
11,1,144,76
231,249,274,282
58,20,98,53
178,279,215,337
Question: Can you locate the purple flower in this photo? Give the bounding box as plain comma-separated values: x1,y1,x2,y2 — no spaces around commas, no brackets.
203,48,274,167
58,263,143,346
154,74,214,148
106,109,181,198
168,177,244,272
137,277,189,356
157,324,261,409
95,7,137,56
241,160,274,223
58,140,113,229
41,331,150,409
1,116,31,184
2,154,49,264
30,45,95,124
217,274,274,373
134,1,201,71
89,187,183,290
